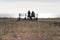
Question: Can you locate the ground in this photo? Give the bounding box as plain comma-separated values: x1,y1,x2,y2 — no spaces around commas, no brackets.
0,18,60,40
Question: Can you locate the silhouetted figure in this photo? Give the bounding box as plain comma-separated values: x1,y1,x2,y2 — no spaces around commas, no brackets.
31,11,35,20
27,10,32,20
31,11,35,17
24,14,26,20
28,10,31,17
18,13,21,20
36,14,38,20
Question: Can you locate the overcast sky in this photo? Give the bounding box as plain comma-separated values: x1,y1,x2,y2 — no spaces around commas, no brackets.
0,0,60,18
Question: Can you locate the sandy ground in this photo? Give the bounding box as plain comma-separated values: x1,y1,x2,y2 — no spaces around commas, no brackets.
0,18,60,40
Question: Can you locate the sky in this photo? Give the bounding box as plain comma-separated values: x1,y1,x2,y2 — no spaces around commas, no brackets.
0,0,60,18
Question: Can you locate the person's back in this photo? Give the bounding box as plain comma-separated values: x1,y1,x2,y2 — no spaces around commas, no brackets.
31,11,35,17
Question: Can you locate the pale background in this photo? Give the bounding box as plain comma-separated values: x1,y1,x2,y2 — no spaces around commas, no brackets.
0,0,60,18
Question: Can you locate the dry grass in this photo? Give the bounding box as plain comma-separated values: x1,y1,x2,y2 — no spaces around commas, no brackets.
0,18,60,40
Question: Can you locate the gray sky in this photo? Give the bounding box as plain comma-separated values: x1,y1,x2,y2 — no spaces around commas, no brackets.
0,0,60,18
0,0,60,2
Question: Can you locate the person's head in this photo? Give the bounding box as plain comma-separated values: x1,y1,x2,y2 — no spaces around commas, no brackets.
32,11,35,14
28,10,30,14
